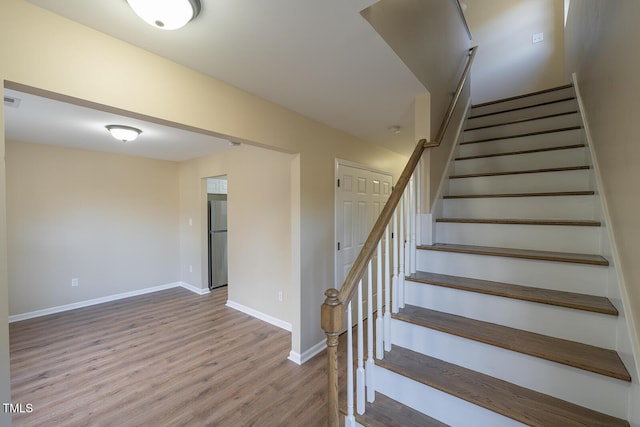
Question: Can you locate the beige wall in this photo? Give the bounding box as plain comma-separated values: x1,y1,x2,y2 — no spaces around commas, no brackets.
178,145,296,327
465,0,566,103
362,0,471,142
0,97,10,427
564,2,640,417
0,0,408,381
6,141,180,315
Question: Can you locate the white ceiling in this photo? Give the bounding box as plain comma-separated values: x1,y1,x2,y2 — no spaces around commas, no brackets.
7,0,427,159
4,88,236,162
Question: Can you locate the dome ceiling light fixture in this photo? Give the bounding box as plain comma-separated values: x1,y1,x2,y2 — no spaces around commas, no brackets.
105,125,142,142
126,0,202,30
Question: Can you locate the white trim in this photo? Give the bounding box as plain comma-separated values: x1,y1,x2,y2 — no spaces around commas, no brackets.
288,339,326,365
9,282,183,323
573,73,640,422
225,299,292,332
335,158,395,178
431,97,472,211
8,281,215,322
423,97,472,244
180,281,211,295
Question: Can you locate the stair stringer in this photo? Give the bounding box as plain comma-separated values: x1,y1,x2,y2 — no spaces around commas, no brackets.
573,73,640,426
367,85,634,426
419,97,472,246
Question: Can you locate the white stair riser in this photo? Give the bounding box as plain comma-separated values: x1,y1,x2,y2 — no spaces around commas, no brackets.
416,250,608,296
435,222,600,253
374,365,525,427
442,195,597,220
464,114,579,142
448,170,590,195
404,281,616,348
466,99,578,129
471,87,575,117
458,129,582,158
454,147,587,175
391,320,630,418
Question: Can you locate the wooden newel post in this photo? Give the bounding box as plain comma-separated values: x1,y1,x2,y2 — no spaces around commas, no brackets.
321,288,343,427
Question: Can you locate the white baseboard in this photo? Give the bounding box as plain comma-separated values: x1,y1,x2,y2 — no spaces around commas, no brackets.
9,282,183,323
8,281,215,323
179,282,211,295
288,339,326,365
225,299,292,332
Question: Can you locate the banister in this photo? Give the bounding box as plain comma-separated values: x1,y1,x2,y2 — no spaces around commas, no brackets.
422,45,478,149
336,45,477,307
323,45,477,427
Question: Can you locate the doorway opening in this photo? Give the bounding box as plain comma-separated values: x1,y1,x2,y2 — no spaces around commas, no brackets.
207,175,228,290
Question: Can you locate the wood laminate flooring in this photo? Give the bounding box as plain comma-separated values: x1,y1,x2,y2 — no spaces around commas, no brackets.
10,287,327,427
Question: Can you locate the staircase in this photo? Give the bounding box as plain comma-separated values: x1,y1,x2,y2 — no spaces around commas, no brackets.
358,85,633,426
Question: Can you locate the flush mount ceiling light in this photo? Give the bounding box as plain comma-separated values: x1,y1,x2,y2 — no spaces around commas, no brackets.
126,0,202,30
105,125,142,142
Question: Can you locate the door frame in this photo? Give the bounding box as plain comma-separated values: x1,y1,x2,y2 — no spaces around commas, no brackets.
334,158,393,289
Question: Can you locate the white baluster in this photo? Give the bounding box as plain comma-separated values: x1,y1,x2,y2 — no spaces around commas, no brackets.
346,301,355,427
376,241,384,360
356,280,365,415
410,173,417,275
384,225,391,352
405,177,412,275
392,206,399,314
366,260,375,403
398,194,406,309
416,159,422,247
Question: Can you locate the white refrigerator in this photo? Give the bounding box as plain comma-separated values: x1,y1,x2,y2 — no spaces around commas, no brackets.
208,195,228,290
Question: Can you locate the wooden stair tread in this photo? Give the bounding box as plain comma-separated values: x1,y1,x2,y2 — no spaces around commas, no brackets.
455,143,585,161
444,190,595,199
471,84,574,109
346,392,449,427
465,111,578,131
378,346,630,427
468,96,576,120
394,305,630,381
449,165,589,179
405,271,618,315
417,243,609,266
436,218,601,227
461,126,582,145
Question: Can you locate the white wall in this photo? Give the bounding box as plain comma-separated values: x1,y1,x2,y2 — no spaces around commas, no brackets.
361,0,472,212
362,0,471,142
565,1,640,423
6,141,180,315
464,0,566,103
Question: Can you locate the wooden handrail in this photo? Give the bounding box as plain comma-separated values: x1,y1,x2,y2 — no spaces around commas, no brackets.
322,45,477,427
423,45,478,148
338,45,477,309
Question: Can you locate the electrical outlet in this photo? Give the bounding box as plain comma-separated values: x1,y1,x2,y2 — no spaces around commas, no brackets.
278,291,283,302
71,278,78,287
189,265,193,273
532,32,544,44
188,217,193,226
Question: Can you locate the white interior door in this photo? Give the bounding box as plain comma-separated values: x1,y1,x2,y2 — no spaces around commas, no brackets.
336,161,393,290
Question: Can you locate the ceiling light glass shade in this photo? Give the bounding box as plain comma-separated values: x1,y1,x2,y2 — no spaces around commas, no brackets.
126,0,201,30
105,125,142,142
